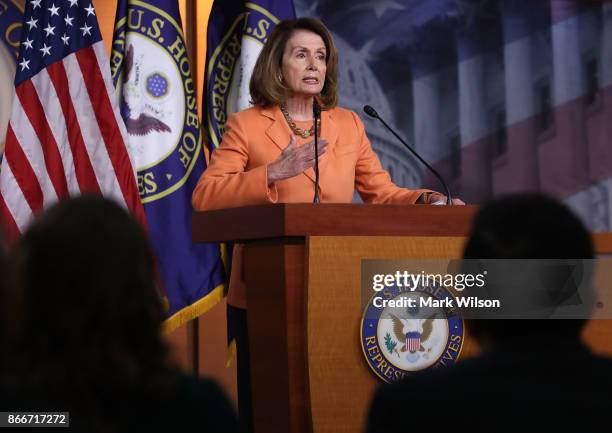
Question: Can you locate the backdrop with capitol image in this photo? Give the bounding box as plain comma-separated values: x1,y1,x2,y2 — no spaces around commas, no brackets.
295,0,612,229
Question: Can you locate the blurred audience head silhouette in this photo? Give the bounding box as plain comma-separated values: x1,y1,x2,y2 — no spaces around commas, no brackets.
14,196,169,426
463,193,594,348
9,195,238,432
0,223,18,384
365,194,608,433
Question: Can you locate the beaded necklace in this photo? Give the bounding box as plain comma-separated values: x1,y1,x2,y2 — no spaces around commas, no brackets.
280,105,321,138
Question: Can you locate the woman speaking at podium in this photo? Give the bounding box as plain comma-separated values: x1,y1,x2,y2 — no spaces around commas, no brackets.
192,17,462,431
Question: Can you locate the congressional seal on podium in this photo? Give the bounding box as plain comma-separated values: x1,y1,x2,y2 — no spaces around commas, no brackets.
361,283,464,383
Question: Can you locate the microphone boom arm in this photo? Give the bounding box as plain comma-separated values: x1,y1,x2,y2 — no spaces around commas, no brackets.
363,105,453,205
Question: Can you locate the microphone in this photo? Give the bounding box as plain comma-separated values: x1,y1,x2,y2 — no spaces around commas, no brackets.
363,105,453,205
313,98,321,204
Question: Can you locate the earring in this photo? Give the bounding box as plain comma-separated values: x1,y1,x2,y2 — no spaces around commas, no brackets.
277,73,283,82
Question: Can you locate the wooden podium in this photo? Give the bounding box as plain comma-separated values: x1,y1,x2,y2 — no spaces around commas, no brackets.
193,203,477,433
192,204,612,433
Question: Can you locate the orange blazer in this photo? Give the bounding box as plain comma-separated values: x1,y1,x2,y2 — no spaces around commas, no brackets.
192,105,432,308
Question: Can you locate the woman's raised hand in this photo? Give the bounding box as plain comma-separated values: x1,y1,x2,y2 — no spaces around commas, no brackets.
267,135,328,184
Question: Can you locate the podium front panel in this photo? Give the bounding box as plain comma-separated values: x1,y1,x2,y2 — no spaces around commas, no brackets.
306,236,480,433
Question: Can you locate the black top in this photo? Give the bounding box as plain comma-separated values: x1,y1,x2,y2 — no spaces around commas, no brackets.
1,371,239,433
365,341,612,433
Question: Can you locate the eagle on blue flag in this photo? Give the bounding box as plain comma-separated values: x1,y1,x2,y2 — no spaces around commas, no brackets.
111,0,226,332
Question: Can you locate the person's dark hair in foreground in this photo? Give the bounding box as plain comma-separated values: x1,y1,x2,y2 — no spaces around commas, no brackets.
365,194,612,433
10,196,238,433
0,226,20,403
463,193,593,344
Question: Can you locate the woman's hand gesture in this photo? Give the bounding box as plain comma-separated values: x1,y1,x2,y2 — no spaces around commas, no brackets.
267,135,328,184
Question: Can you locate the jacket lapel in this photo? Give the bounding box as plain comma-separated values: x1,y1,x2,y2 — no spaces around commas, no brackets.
263,106,290,153
318,109,338,171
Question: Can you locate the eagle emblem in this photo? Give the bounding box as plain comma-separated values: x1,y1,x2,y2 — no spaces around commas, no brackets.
120,44,172,136
361,287,464,382
390,313,436,354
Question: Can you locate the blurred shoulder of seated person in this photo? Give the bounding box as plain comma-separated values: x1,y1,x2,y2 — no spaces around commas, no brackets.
364,193,612,433
10,196,238,433
0,222,20,407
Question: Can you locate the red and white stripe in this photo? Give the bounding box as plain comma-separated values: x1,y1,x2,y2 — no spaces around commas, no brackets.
406,333,421,353
0,41,145,241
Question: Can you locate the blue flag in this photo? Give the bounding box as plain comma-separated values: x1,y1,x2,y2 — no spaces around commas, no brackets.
0,0,23,156
111,0,225,331
204,0,296,150
0,0,22,61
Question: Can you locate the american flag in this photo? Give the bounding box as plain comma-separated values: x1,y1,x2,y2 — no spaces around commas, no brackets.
0,0,145,240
